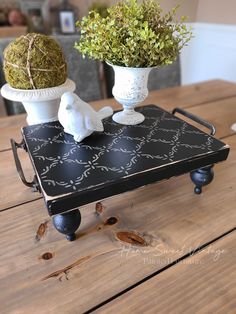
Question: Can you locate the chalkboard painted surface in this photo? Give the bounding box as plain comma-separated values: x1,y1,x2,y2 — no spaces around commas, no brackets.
22,105,229,215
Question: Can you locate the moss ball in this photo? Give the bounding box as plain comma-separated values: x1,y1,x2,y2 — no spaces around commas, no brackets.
3,33,67,89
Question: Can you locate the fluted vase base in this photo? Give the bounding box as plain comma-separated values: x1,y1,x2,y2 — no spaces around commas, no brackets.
112,109,145,125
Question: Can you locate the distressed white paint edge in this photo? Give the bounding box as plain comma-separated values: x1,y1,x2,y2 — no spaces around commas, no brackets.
42,145,229,204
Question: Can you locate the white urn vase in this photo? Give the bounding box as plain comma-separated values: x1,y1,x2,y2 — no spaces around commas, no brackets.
109,63,153,125
231,123,236,132
1,78,76,125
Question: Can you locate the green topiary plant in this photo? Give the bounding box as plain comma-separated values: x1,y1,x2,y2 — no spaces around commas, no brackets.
88,2,109,18
75,0,192,67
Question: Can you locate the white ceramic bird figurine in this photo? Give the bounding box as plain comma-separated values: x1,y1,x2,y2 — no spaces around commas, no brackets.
58,92,113,142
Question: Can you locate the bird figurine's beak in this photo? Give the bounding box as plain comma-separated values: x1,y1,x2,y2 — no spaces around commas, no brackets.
65,104,72,110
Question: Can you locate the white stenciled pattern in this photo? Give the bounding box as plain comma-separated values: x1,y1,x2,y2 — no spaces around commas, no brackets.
24,106,217,196
41,126,128,188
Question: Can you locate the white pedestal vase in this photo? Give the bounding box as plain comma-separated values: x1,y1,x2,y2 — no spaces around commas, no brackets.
231,123,236,132
1,79,76,125
109,63,153,125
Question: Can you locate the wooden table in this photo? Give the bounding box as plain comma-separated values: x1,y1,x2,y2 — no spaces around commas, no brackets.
0,80,236,313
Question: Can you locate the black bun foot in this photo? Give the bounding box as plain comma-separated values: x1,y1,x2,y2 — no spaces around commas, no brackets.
66,233,76,241
190,166,214,195
194,186,202,195
52,209,81,241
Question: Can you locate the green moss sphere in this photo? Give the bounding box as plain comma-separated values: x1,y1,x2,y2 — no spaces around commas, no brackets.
3,33,67,89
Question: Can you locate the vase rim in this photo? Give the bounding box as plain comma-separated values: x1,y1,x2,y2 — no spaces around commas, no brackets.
106,61,156,70
1,78,76,102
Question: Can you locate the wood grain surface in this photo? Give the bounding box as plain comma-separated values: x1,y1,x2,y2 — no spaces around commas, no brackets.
96,232,236,314
0,149,41,211
0,113,26,152
0,132,235,313
0,80,235,314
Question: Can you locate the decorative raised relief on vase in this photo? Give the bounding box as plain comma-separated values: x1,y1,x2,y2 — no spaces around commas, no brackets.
1,79,76,125
109,63,152,125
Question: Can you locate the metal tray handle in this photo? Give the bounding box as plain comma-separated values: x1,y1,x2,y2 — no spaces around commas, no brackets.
10,139,40,192
172,107,216,136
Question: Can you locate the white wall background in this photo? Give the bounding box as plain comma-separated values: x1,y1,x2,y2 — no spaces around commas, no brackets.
196,0,236,25
180,23,236,85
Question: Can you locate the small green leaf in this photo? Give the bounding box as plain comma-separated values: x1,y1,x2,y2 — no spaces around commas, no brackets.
74,0,192,67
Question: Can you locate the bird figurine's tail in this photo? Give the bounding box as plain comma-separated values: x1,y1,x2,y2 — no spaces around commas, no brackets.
98,106,113,120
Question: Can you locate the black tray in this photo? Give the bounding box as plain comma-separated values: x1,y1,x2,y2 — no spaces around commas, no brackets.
11,105,229,240
20,105,229,215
